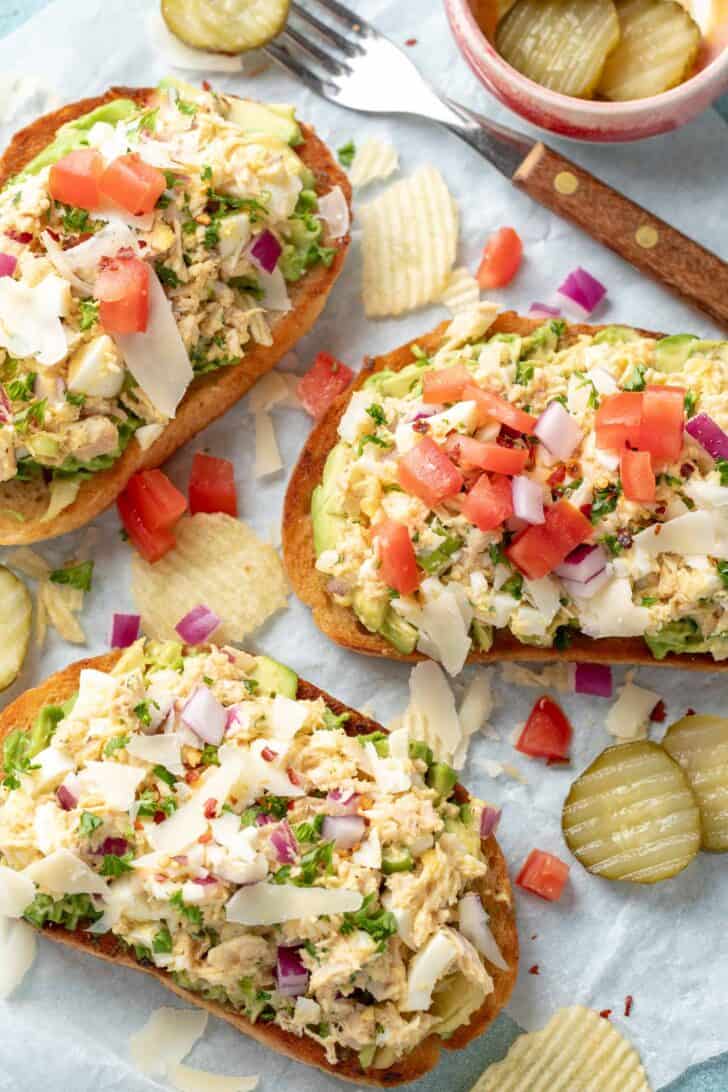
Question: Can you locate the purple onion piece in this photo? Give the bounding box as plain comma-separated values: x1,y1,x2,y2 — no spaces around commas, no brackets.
480,806,502,838
175,604,221,645
110,612,141,649
573,662,613,698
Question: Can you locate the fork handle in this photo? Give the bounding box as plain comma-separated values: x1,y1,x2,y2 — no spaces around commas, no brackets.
513,142,728,329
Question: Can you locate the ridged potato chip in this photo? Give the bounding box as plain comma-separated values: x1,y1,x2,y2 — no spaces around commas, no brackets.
663,715,728,852
597,0,700,100
472,1005,651,1091
360,166,458,318
0,566,31,691
132,513,289,642
562,740,700,883
440,267,481,315
496,0,620,97
162,0,289,53
349,138,399,189
41,581,86,645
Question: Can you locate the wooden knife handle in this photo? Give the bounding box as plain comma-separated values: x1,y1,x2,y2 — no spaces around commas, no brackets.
513,142,728,330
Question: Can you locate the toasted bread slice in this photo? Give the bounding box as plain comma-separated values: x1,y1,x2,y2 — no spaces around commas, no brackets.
283,311,728,672
0,87,350,545
0,651,518,1085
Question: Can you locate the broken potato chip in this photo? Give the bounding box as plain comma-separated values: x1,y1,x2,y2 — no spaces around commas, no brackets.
0,566,31,691
349,137,399,189
598,0,700,100
663,715,728,852
440,267,481,316
131,513,289,643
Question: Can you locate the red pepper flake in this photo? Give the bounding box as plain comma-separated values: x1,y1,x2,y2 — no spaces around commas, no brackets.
134,819,144,831
261,747,278,762
680,463,694,478
625,995,634,1017
287,767,302,787
412,418,430,434
153,810,166,824
198,830,212,844
203,798,218,819
4,229,32,244
405,37,417,46
530,933,538,940
686,707,696,716
202,79,212,91
599,1009,612,1019
650,700,667,723
548,465,566,486
528,964,540,975
185,769,201,785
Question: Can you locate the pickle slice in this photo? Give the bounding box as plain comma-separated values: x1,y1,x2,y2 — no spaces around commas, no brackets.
496,0,620,98
597,0,700,101
562,740,700,883
0,566,31,692
162,0,290,54
663,716,728,852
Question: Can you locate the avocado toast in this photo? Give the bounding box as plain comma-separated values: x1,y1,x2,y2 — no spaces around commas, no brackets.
0,80,350,544
0,641,517,1085
284,307,728,672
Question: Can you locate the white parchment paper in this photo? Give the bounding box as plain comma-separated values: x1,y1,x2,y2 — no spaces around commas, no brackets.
1,1,728,1089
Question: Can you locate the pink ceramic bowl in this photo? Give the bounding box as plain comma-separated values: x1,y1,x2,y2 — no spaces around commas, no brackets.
445,0,728,141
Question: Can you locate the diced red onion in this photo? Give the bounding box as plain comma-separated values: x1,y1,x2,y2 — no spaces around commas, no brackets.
247,229,282,274
528,302,561,318
555,544,607,584
4,229,32,245
316,185,350,239
322,814,366,849
175,604,221,645
276,946,309,997
458,892,509,971
560,566,611,600
0,387,11,424
98,836,128,857
256,812,276,826
55,783,78,811
327,789,360,815
573,662,613,698
408,407,442,423
110,612,141,649
191,873,219,886
480,806,501,838
511,476,544,525
181,686,227,746
534,402,582,460
0,253,17,278
225,704,246,734
556,267,607,317
685,413,728,461
270,821,298,863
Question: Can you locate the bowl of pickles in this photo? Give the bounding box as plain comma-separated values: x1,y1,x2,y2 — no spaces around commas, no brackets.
446,0,728,140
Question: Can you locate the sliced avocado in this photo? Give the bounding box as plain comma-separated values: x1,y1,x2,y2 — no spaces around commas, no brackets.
364,362,425,399
520,319,565,361
227,98,302,147
353,588,388,633
379,608,418,655
21,98,140,177
593,325,640,345
409,739,433,766
444,817,481,857
488,332,522,364
358,1045,377,1070
250,655,298,698
427,762,458,798
644,618,707,660
381,848,414,875
654,334,698,374
471,619,493,652
311,443,349,557
28,705,64,758
321,441,349,490
688,339,728,363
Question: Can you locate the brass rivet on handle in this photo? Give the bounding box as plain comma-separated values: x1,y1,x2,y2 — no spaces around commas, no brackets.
635,224,659,249
554,171,579,195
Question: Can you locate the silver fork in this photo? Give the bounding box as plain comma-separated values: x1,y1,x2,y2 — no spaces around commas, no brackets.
265,0,728,329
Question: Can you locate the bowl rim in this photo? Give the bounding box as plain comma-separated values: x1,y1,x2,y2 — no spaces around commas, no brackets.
447,0,728,115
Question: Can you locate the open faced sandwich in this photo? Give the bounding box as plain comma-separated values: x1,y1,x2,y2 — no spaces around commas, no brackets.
0,78,350,543
0,640,516,1085
284,305,728,673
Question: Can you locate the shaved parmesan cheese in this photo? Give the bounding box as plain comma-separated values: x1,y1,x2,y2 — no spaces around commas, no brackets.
147,798,207,855
408,660,463,765
41,478,81,523
338,391,374,444
248,739,305,798
587,365,618,395
414,586,472,677
294,996,321,1025
0,918,37,999
248,371,289,414
72,669,118,719
576,576,651,639
352,828,382,869
254,412,283,477
34,801,67,855
0,275,68,365
170,1065,259,1092
403,929,457,1011
364,741,411,794
23,848,108,895
77,761,146,811
126,733,184,773
500,662,570,692
136,423,165,451
606,680,660,740
32,745,74,790
441,302,500,351
0,865,35,918
270,695,308,740
634,510,728,558
317,185,350,239
523,576,561,625
114,267,193,419
683,479,728,509
457,671,494,763
258,266,291,313
129,1007,208,1078
55,221,138,280
210,813,258,859
226,882,363,925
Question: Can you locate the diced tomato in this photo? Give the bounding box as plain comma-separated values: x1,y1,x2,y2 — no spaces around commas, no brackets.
507,499,592,579
516,849,570,902
372,518,421,596
516,696,572,761
122,469,187,533
99,154,167,216
464,383,537,435
462,473,513,531
96,253,150,334
48,148,103,211
620,449,655,503
594,392,643,451
297,352,354,419
446,433,529,476
423,364,471,405
189,452,238,517
476,227,523,289
117,491,176,564
639,385,685,463
398,436,463,508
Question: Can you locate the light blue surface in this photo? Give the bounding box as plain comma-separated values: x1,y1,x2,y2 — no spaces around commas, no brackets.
1,3,727,1090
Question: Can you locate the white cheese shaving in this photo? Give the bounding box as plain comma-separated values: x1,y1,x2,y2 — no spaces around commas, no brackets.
225,882,363,925
258,266,291,313
682,479,728,509
77,761,146,812
0,866,35,918
136,423,165,451
523,576,561,625
338,390,375,444
31,745,74,790
254,411,283,477
408,660,463,765
352,828,382,869
23,848,108,895
414,586,472,677
170,1066,259,1092
500,662,570,692
403,929,458,1011
33,801,67,855
72,669,118,719
294,997,321,1025
317,185,350,239
576,576,651,639
0,918,37,999
606,680,660,740
457,671,494,741
0,275,68,365
248,371,289,414
634,509,728,559
54,221,138,280
126,733,184,773
114,267,193,419
270,694,309,741
129,1007,208,1078
210,813,258,859
148,750,248,854
364,741,411,795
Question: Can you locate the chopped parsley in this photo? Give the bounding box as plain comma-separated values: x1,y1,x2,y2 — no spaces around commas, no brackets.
200,744,220,766
341,893,397,951
293,814,325,844
501,573,524,599
177,99,198,116
155,262,180,289
717,459,728,487
100,851,134,877
322,707,350,730
514,359,534,385
170,889,203,929
153,764,177,789
600,533,623,557
49,560,94,592
684,390,697,417
14,399,46,433
65,391,86,407
590,481,622,525
200,164,213,182
78,812,102,838
136,790,177,819
59,204,91,234
133,701,153,728
366,403,386,426
641,595,658,606
552,476,583,499
488,542,506,566
6,372,36,402
717,560,728,589
553,624,578,650
229,274,263,300
258,794,289,821
103,734,129,758
79,299,99,331
337,140,356,168
357,433,391,455
297,840,334,885
152,924,173,954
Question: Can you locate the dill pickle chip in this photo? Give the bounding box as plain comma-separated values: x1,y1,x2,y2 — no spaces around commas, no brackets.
562,740,701,883
162,0,290,54
0,566,31,691
496,0,620,98
598,0,700,100
663,715,728,852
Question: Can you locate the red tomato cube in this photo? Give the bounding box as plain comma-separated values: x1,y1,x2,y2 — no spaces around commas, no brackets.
48,148,103,211
620,449,655,503
507,499,591,579
446,434,529,476
594,392,643,451
117,492,177,564
476,227,523,289
639,385,685,463
516,849,570,902
189,452,238,517
397,437,463,508
423,364,471,405
462,473,513,531
99,154,167,216
372,518,421,596
544,499,593,556
97,254,150,334
516,696,572,761
298,352,354,419
463,384,537,435
122,469,187,534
